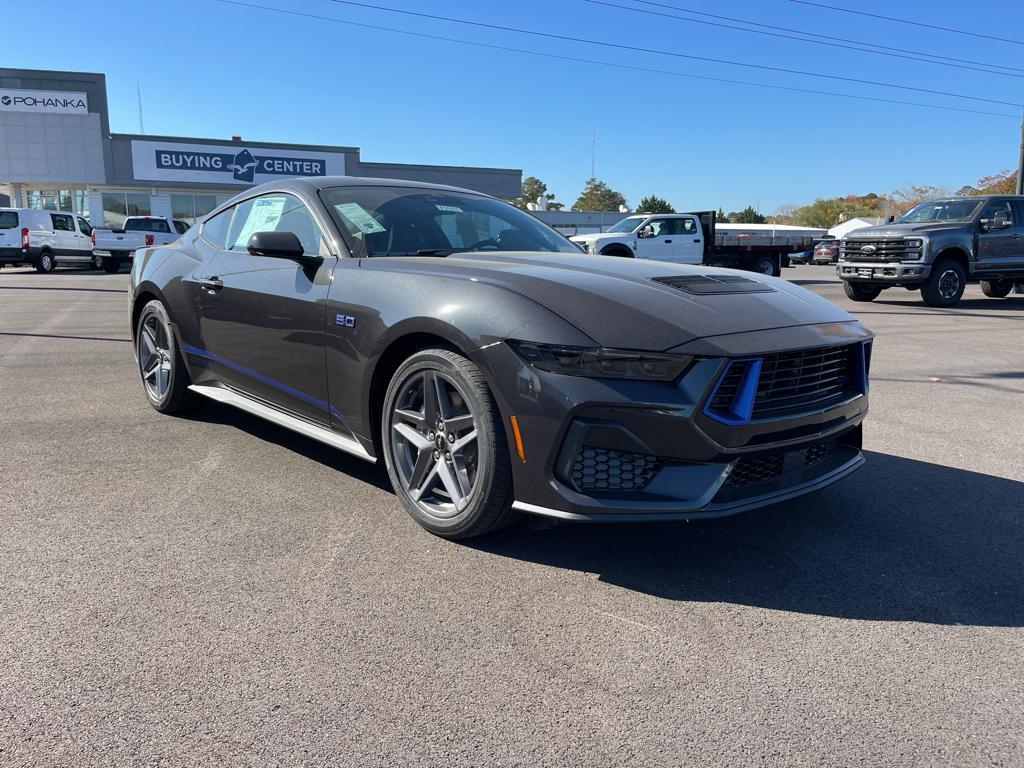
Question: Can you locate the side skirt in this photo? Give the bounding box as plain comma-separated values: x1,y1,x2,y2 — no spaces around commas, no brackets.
188,384,376,464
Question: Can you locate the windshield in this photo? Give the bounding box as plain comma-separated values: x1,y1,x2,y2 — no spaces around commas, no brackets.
607,216,645,233
319,186,581,257
897,199,982,223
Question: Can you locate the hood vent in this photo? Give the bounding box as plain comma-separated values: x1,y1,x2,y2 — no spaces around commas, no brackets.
653,274,776,295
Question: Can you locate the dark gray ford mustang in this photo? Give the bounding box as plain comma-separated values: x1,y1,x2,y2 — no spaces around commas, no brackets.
130,177,872,539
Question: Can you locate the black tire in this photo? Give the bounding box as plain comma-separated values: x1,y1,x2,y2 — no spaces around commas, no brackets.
599,246,634,258
381,348,517,540
135,299,194,414
91,253,104,271
921,259,966,308
843,282,882,302
981,279,1013,299
753,256,778,277
102,256,120,274
35,250,55,273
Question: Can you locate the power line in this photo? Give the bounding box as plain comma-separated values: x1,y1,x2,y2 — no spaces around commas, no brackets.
615,0,1024,75
318,0,1022,107
214,0,1018,120
790,1,1024,46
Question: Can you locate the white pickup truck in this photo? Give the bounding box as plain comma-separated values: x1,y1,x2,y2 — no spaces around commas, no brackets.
91,216,184,273
571,212,822,276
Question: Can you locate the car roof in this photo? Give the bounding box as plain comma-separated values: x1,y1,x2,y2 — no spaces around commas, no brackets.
244,174,494,199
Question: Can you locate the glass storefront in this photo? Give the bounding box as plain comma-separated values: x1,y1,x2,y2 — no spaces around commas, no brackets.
101,191,151,228
170,193,218,226
23,188,91,220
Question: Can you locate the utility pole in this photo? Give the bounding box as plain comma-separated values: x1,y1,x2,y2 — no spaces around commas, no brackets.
591,128,596,179
137,83,146,135
1017,107,1024,195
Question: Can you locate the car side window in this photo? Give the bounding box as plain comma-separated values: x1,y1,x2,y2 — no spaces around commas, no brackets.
201,207,233,249
680,218,697,234
77,217,92,235
50,213,74,232
646,219,669,236
983,201,1014,226
226,193,325,256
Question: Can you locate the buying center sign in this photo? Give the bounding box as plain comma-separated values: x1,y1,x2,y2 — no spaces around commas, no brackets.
0,88,89,115
130,140,346,185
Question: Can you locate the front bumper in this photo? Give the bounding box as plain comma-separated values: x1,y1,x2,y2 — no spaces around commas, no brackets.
473,328,871,523
838,261,930,283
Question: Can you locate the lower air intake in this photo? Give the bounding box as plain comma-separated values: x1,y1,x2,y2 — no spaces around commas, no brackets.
571,446,662,492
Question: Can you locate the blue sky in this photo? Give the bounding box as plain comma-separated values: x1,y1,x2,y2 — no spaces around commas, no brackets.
6,0,1024,212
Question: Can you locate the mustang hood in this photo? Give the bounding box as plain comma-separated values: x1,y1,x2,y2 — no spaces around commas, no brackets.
365,252,857,351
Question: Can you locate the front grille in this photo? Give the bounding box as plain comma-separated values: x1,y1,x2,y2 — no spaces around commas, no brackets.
753,345,858,418
708,361,749,414
840,239,910,262
571,446,663,492
724,440,837,489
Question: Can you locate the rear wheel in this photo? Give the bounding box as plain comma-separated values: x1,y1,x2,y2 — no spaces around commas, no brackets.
381,349,516,539
135,300,193,414
753,256,778,277
102,256,120,274
843,282,882,302
921,259,966,307
92,253,104,271
35,250,55,273
981,279,1013,298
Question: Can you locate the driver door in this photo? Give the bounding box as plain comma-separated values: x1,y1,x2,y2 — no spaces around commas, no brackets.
195,192,337,425
976,200,1023,273
636,218,677,261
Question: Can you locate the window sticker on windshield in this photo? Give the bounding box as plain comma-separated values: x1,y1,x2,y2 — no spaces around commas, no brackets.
233,196,286,249
435,205,463,213
335,202,386,234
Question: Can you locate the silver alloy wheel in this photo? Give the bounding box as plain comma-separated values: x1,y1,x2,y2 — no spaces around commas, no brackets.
938,269,960,299
93,253,103,269
138,313,173,402
40,253,53,271
389,369,479,519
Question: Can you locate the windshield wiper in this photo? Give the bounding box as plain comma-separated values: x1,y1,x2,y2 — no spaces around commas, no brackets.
372,249,457,257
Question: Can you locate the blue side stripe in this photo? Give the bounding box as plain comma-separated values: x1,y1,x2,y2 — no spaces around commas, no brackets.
183,344,348,425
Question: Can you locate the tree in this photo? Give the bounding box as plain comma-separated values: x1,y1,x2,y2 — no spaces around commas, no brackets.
514,175,561,210
732,205,766,224
572,177,627,212
716,207,729,223
770,203,799,224
636,195,674,214
973,169,1017,195
793,198,849,228
889,184,950,215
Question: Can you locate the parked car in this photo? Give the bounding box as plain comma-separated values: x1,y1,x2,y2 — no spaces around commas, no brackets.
788,249,813,265
813,238,840,264
129,176,872,540
92,216,181,273
0,208,100,272
570,213,820,276
838,195,1024,306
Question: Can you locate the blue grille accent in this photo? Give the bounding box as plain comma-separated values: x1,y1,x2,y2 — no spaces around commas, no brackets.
704,358,763,425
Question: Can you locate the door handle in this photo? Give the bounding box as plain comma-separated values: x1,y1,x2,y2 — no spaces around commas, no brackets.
665,239,672,243
693,239,701,243
198,276,223,291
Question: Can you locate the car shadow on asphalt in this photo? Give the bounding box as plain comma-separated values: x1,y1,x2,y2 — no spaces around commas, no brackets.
473,451,1024,627
181,399,393,492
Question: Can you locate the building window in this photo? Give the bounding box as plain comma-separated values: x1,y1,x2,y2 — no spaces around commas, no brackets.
102,192,151,228
26,189,73,212
171,193,218,226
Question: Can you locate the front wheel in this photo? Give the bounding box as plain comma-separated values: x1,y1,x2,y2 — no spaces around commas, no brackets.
921,259,966,307
843,282,882,302
135,300,193,414
381,349,516,539
91,253,104,271
981,279,1013,298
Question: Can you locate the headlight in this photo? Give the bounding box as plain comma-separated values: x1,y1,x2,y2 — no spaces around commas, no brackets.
508,340,694,381
905,238,924,249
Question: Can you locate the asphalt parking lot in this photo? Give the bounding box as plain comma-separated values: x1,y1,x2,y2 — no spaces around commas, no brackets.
2,263,1022,767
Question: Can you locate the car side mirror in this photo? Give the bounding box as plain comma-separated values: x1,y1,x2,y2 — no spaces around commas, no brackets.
994,213,1012,229
979,218,990,232
887,215,895,223
247,231,312,261
638,225,654,239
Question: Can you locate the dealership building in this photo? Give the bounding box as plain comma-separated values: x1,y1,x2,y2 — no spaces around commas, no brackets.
0,68,522,227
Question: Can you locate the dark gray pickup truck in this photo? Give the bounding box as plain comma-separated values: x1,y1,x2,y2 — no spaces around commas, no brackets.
837,195,1024,307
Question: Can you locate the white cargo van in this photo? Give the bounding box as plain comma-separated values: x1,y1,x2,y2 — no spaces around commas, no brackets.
0,208,100,272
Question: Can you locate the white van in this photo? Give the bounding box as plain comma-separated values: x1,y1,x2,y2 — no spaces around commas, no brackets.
0,208,101,273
